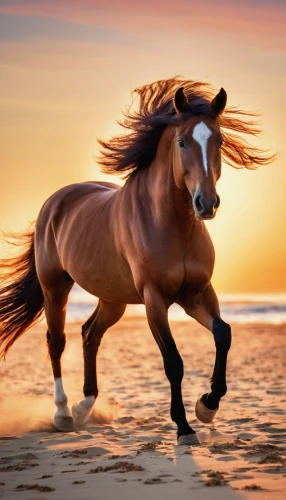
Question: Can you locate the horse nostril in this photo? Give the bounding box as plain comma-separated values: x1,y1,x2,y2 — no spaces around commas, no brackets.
214,195,220,209
195,195,203,212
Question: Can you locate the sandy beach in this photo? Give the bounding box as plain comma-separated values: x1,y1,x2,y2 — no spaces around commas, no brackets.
0,317,285,499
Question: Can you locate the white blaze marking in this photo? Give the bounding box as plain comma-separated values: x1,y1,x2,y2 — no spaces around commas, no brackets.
192,122,212,175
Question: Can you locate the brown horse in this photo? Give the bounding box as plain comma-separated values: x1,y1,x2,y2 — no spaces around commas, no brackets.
0,78,274,444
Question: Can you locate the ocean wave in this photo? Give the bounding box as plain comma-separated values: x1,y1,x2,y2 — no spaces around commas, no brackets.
65,285,286,324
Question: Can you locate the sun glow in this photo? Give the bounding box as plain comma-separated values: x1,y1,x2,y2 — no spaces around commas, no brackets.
0,1,285,293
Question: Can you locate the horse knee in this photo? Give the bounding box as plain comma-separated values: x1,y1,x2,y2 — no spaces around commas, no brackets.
212,318,231,351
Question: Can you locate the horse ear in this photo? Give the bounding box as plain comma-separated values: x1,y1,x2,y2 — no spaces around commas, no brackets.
174,87,189,113
211,88,227,115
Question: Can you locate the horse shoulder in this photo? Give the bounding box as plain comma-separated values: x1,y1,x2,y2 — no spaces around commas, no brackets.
124,226,186,300
184,221,215,292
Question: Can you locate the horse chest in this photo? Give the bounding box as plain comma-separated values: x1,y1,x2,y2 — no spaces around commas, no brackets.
134,239,214,300
183,257,214,293
154,253,213,295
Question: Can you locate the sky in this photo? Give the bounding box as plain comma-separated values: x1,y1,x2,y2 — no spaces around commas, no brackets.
0,0,285,293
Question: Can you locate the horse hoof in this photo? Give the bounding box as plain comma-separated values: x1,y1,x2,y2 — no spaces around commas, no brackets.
195,394,218,423
72,401,92,426
54,414,74,432
177,434,200,446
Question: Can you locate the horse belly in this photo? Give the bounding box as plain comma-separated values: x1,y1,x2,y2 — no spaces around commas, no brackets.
72,265,142,304
63,239,142,305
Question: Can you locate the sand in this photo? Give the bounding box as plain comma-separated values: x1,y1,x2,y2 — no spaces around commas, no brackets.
0,317,285,499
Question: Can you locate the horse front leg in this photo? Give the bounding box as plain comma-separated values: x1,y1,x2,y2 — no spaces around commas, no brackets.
181,284,231,423
143,287,197,444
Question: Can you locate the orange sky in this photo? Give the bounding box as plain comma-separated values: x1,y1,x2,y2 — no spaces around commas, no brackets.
0,0,285,293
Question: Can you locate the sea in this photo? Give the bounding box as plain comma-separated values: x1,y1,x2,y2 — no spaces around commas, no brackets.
66,284,286,324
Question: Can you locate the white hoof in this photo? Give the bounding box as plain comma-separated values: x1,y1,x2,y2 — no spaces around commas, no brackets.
195,394,218,424
54,409,74,432
177,434,200,446
72,397,95,426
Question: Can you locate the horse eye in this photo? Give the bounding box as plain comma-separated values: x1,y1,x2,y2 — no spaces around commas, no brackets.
178,139,186,148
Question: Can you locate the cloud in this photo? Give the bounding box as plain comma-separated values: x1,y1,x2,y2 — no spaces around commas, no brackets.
0,0,285,53
0,0,285,74
0,12,137,46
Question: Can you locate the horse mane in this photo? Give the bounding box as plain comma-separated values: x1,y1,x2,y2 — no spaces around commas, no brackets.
97,77,275,179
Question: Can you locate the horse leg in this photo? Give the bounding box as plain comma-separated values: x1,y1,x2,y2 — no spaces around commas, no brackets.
43,279,74,432
182,284,231,423
143,287,196,443
72,300,126,426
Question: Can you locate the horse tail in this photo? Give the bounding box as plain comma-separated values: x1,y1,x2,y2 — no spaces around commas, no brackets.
0,229,44,360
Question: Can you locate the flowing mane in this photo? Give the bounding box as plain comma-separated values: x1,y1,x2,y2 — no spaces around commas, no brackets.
98,77,275,179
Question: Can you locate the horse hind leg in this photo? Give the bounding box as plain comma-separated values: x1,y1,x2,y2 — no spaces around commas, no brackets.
72,300,126,427
42,275,74,431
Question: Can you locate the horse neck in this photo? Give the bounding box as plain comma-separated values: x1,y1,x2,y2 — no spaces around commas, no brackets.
143,126,194,225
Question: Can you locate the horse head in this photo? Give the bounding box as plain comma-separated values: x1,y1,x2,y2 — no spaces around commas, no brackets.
173,87,227,220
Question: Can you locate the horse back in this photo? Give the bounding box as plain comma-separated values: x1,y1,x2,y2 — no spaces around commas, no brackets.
35,181,119,275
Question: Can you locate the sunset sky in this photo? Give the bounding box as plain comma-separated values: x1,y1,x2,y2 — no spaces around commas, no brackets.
0,0,285,293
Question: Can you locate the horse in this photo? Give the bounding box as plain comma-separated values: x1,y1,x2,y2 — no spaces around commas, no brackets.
0,78,274,444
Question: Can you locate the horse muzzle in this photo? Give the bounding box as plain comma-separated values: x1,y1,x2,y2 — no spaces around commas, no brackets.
193,193,220,220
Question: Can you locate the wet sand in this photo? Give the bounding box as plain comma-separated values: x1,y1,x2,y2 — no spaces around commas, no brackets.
0,317,285,499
